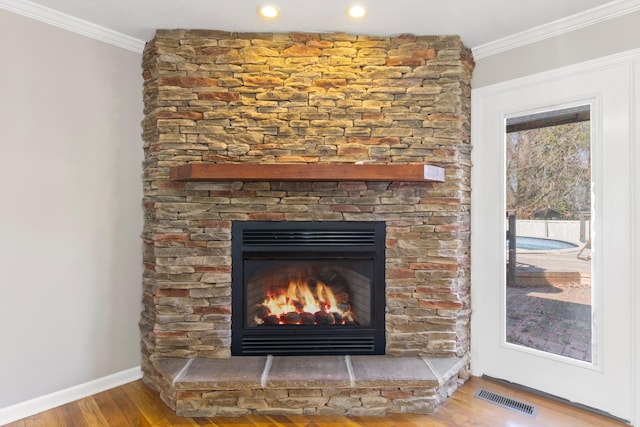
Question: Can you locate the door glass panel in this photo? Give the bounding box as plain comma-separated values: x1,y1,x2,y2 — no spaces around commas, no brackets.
505,105,593,363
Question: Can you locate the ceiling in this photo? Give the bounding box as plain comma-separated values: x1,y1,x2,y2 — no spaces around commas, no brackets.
3,0,638,54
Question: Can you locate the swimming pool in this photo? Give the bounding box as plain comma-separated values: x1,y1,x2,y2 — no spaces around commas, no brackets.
507,236,578,251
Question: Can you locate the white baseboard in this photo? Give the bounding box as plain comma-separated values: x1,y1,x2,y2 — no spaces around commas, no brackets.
0,366,142,426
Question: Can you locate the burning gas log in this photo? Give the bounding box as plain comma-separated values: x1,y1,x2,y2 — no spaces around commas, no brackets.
280,312,301,324
332,312,343,324
263,315,280,325
314,311,334,325
253,270,356,326
255,305,270,320
300,312,315,325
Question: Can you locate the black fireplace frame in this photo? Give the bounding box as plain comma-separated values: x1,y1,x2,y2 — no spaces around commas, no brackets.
231,221,386,356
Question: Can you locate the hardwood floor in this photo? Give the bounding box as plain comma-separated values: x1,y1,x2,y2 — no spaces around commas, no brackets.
6,376,629,426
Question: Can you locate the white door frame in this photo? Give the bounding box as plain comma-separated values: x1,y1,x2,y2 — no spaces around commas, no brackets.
470,50,639,424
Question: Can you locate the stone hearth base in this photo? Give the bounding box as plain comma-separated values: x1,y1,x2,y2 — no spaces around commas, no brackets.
143,356,467,417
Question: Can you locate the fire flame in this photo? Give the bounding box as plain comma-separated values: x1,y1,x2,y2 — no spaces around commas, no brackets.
255,275,355,325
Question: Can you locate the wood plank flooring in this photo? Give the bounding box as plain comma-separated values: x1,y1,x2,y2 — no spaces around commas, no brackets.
6,376,629,426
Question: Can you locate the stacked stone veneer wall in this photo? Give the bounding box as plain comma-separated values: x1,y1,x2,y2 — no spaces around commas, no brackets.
140,30,474,374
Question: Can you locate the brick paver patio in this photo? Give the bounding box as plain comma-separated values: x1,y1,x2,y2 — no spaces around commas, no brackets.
506,247,592,362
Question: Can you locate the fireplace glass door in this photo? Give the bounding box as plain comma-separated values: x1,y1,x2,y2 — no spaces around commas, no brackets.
232,221,385,356
245,259,373,328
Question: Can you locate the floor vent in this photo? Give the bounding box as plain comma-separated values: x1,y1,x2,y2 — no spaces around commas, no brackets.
474,388,538,417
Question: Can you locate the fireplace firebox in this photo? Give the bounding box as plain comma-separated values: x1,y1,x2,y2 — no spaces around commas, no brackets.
231,221,386,356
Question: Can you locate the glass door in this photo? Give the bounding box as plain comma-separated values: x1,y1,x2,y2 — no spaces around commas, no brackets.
471,56,634,422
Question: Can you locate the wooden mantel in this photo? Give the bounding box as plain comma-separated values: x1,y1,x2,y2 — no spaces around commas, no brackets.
170,163,445,182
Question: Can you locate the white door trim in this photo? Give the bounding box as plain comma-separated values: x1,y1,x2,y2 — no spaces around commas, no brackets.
631,53,640,427
470,49,639,424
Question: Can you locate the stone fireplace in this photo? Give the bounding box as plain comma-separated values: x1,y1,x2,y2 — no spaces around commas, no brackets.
140,29,473,416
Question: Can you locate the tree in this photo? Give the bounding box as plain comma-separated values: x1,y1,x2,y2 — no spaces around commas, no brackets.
506,121,590,220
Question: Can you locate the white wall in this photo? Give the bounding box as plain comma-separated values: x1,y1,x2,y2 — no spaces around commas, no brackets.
473,11,640,88
0,9,143,408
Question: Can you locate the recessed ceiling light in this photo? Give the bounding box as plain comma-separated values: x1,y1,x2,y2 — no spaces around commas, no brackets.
347,5,366,19
258,4,280,19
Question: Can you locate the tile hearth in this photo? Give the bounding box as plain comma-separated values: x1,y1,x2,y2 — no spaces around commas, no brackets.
148,355,465,417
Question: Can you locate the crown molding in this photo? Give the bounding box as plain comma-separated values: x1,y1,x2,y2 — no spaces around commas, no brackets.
0,0,145,53
472,0,640,60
